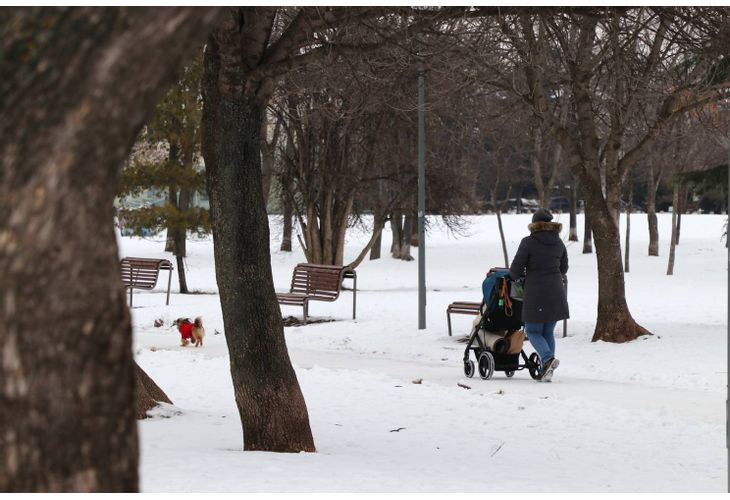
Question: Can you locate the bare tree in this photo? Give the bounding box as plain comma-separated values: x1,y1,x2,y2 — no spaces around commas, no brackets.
200,6,458,453
470,8,730,342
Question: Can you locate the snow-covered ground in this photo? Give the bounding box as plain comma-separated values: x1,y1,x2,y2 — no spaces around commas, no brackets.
122,213,727,492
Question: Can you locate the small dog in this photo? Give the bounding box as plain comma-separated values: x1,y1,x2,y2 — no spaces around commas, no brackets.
191,316,205,347
173,317,204,347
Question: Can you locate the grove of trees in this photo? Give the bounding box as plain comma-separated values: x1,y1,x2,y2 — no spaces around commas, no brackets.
3,6,730,492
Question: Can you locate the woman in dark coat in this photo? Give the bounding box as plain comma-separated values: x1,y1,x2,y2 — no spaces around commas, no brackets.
509,208,569,382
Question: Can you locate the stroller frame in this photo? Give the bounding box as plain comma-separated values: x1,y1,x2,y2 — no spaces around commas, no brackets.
462,302,541,380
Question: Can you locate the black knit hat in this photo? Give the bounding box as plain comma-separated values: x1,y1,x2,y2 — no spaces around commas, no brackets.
532,207,553,223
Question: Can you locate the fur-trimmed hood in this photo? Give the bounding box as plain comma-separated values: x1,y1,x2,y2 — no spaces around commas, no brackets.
528,221,562,234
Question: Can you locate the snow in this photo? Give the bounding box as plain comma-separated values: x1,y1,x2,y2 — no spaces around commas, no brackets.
121,213,728,492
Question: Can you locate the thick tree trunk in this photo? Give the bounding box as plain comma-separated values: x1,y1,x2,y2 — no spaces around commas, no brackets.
624,181,632,273
582,183,650,343
201,20,315,452
134,361,172,419
0,7,220,492
260,120,275,209
569,179,579,241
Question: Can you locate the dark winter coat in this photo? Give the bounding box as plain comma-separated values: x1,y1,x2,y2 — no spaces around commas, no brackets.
509,221,569,323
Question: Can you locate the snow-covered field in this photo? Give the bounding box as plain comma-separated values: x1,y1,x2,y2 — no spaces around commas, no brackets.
121,213,727,492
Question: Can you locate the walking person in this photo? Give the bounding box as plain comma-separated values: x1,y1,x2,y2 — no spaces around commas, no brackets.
509,208,569,382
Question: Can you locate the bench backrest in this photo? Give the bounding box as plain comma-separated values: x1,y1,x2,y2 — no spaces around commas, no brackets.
121,257,172,290
289,263,348,301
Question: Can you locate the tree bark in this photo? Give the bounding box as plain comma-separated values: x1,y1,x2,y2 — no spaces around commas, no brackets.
390,211,403,256
408,213,419,247
0,7,220,492
676,183,688,245
496,208,509,267
369,211,383,261
569,178,579,241
667,182,680,275
280,198,293,252
585,193,650,342
134,361,172,419
624,180,632,273
201,12,315,453
647,165,660,256
174,182,191,293
348,215,387,269
399,213,414,261
582,210,593,254
165,142,181,253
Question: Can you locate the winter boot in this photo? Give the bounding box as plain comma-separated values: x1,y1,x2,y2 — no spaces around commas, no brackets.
540,358,559,382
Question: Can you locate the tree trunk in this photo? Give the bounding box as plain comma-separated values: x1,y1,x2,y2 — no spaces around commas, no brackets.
390,211,403,256
280,196,293,252
0,7,220,492
667,183,680,275
408,213,419,247
569,179,579,241
134,361,172,419
174,186,191,293
582,210,593,254
624,181,632,273
582,182,650,343
260,118,275,209
496,208,509,267
201,20,315,453
531,125,547,207
348,215,387,269
399,213,414,261
165,142,181,253
369,211,383,260
647,165,660,256
676,183,688,245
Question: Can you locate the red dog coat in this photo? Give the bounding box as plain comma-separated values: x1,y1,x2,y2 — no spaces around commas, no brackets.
178,320,194,340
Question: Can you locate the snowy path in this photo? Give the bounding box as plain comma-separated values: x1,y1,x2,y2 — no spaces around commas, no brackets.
290,347,722,425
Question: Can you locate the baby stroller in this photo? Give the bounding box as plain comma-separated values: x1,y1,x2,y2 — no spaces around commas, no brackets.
462,268,541,380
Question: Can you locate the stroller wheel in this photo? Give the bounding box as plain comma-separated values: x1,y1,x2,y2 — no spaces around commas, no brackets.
464,360,475,378
528,353,541,380
478,352,495,380
505,370,515,378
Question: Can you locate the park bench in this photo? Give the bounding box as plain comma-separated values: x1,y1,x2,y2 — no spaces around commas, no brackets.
446,275,568,337
120,257,174,307
446,301,482,337
276,263,357,322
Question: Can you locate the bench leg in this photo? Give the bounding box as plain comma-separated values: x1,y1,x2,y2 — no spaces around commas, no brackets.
447,310,452,337
303,302,308,324
166,268,172,306
129,287,133,308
